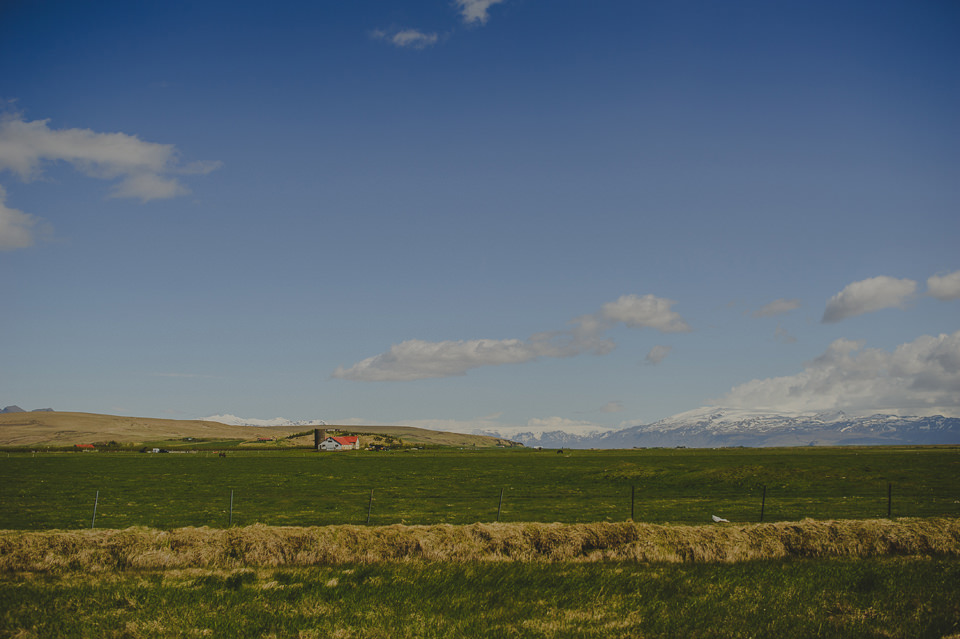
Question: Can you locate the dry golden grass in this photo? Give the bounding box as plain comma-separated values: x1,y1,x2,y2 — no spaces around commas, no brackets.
0,412,297,447
0,412,514,448
1,518,957,572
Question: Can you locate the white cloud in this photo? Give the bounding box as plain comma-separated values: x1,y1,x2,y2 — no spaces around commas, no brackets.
927,271,960,301
333,338,551,381
109,172,189,200
752,298,801,318
644,345,672,365
601,401,624,414
0,185,41,250
600,294,691,333
454,0,505,25
334,293,691,381
0,112,221,202
371,28,439,49
822,276,917,323
717,331,960,417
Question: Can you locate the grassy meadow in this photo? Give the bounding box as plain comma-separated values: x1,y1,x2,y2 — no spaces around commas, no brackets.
2,558,959,638
1,446,958,530
2,446,959,638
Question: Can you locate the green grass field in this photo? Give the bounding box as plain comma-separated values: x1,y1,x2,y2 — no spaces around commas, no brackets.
3,558,959,638
2,447,959,638
1,446,958,530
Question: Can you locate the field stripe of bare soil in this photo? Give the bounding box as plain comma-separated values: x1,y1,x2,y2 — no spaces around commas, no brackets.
1,517,958,572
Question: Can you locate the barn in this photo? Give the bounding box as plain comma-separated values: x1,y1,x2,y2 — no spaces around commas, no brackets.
318,436,359,451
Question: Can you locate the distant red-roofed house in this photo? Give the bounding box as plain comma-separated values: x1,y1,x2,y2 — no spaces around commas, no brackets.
74,444,95,450
319,436,359,451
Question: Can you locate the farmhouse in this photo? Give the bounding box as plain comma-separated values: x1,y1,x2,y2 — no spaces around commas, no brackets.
74,444,95,451
319,436,359,451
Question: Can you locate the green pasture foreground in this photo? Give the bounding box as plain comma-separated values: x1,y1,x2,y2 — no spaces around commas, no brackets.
2,557,958,638
1,446,958,530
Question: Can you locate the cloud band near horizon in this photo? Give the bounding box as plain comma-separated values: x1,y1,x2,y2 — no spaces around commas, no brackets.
718,329,960,417
333,294,690,381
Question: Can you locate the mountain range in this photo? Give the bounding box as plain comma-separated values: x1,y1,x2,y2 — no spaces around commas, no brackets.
1,406,54,413
9,406,959,448
474,407,960,448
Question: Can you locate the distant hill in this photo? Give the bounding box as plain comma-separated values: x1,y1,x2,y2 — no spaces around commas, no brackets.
2,406,54,413
0,411,519,448
309,424,520,448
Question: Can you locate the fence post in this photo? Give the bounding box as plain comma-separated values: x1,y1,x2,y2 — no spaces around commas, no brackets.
497,488,504,523
366,489,374,525
630,485,635,521
229,490,234,527
887,482,892,518
91,490,99,529
760,485,766,522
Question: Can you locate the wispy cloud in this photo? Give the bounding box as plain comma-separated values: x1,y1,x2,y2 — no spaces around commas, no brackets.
454,0,506,25
927,270,960,301
371,28,440,49
752,298,801,318
600,294,691,333
774,324,797,344
0,110,220,250
371,0,504,51
0,112,221,202
644,345,672,365
0,185,43,250
822,276,916,323
601,401,624,414
333,294,690,381
718,330,960,417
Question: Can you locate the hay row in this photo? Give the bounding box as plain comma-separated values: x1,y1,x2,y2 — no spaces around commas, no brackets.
1,518,958,572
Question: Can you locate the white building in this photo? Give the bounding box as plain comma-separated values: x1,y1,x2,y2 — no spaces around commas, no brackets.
319,436,359,451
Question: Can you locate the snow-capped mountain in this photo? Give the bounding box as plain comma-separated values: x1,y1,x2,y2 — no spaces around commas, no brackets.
201,408,960,447
479,408,960,448
474,428,607,449
203,414,327,428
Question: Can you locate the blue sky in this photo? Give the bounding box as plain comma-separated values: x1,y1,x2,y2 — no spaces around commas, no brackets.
2,0,958,432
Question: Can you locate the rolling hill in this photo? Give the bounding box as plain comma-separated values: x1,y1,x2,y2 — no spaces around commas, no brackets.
0,412,518,448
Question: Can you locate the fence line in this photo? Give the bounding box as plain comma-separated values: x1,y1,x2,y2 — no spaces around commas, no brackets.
4,480,958,530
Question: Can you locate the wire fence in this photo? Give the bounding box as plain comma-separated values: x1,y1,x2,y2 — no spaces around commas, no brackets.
4,481,958,531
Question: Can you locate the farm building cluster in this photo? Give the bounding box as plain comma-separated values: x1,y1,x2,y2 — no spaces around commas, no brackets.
312,428,362,451
318,435,359,451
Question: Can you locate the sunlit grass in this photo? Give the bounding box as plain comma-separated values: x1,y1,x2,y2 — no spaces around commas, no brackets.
2,558,958,638
1,447,958,530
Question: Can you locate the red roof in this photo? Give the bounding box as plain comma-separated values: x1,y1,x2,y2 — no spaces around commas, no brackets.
331,436,358,445
74,444,95,449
